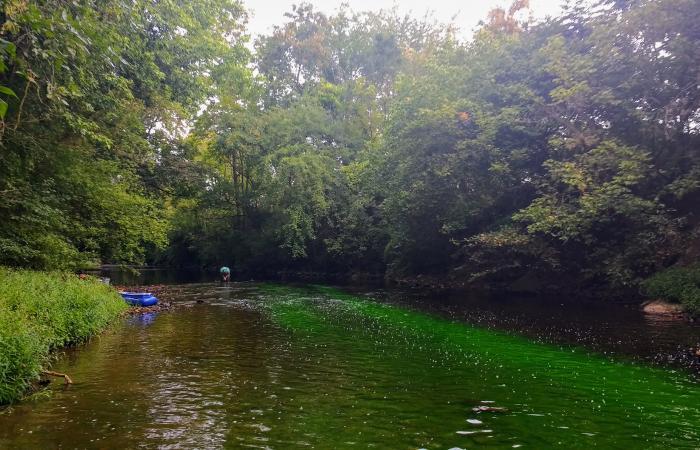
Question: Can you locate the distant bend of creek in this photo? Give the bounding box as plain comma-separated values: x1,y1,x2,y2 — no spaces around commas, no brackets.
1,278,699,449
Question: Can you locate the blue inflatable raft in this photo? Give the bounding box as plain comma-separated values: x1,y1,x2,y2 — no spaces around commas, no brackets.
120,292,158,307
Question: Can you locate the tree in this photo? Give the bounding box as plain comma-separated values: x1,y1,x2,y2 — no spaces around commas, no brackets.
0,0,249,269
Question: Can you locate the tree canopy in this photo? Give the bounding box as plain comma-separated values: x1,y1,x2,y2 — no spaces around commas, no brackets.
2,0,699,299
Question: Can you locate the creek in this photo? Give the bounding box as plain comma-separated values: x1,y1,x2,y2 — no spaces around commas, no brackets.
1,283,698,448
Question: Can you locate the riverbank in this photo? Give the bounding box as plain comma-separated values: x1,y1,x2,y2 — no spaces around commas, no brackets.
0,268,128,405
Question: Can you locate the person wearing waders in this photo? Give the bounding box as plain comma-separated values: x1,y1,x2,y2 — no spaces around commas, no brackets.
219,266,231,282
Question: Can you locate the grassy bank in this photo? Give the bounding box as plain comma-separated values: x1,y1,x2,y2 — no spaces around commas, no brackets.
0,268,127,404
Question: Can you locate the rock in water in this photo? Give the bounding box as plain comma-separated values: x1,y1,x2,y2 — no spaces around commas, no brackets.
642,300,684,317
472,405,509,413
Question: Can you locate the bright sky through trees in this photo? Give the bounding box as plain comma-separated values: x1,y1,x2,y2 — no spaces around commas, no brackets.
245,0,565,38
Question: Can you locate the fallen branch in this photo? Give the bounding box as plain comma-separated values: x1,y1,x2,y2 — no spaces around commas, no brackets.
42,370,73,385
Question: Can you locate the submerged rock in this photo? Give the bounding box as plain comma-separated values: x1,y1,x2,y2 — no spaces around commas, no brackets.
126,302,174,315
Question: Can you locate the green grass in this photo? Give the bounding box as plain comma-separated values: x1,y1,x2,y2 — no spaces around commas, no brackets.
0,268,127,405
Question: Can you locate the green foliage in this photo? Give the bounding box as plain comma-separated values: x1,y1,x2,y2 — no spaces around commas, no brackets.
364,0,700,291
0,268,127,404
641,266,700,316
1,0,699,300
0,0,249,269
161,0,700,297
514,141,676,287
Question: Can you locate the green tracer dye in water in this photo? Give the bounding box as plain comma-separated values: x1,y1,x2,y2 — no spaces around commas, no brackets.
263,284,700,449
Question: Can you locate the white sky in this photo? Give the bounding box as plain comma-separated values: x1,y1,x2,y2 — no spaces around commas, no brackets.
244,0,566,39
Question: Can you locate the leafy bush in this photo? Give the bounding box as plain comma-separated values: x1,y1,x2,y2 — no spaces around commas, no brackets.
0,268,127,404
641,265,700,316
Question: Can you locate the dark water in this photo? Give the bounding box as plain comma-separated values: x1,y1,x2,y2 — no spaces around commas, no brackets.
348,287,700,373
1,283,698,449
89,267,212,286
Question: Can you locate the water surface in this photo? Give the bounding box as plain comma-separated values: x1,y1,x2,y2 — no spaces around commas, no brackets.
1,283,698,449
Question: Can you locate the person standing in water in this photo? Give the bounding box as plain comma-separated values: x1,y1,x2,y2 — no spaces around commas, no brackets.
219,266,231,282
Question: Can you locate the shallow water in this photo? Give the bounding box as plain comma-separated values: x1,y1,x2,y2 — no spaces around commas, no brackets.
1,283,698,449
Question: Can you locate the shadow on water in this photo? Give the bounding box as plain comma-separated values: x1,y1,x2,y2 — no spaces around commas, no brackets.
1,282,697,448
343,286,700,374
89,266,215,286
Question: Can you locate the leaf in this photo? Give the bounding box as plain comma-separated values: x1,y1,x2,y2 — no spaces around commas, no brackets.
0,86,18,98
0,40,15,60
0,99,7,119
